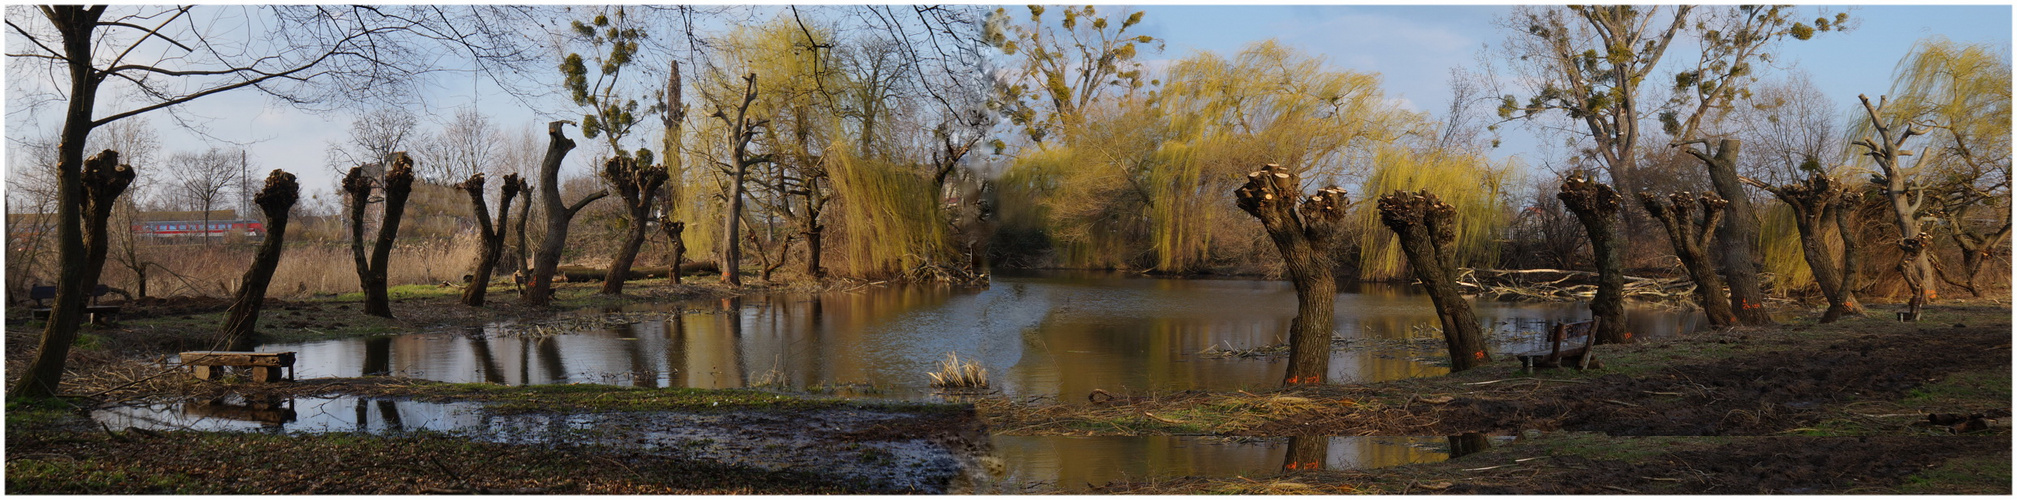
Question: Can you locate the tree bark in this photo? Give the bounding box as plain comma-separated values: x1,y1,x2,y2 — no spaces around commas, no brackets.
1639,191,1739,327
599,156,667,295
220,170,300,350
662,222,686,284
1378,189,1491,371
344,153,415,318
12,149,128,398
12,6,109,400
525,121,606,307
1686,139,1774,325
1556,173,1628,344
459,173,523,306
1234,163,1347,386
1748,172,1863,323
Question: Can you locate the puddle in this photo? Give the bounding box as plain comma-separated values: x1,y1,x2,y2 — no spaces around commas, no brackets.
257,273,1704,399
90,397,986,493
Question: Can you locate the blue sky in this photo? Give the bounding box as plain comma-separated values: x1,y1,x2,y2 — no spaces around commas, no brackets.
8,4,2011,209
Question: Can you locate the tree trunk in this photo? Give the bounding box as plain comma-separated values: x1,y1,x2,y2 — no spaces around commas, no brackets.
1639,192,1739,327
345,154,415,318
525,121,606,307
220,170,299,350
662,222,686,285
1234,164,1348,386
1897,232,1931,321
1282,436,1327,472
599,156,667,295
460,173,522,306
1378,189,1491,371
804,223,825,278
509,178,534,276
1556,173,1628,344
1751,172,1862,323
12,6,108,400
1690,139,1774,325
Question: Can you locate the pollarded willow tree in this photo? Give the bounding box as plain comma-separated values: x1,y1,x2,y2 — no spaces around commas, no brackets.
343,153,416,318
5,5,541,398
1638,192,1739,327
1378,189,1492,372
1235,164,1350,385
220,170,299,350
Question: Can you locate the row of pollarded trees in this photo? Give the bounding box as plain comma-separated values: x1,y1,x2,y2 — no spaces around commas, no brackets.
1226,8,2008,386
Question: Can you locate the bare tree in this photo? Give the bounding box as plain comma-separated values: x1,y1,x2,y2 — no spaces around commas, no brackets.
524,121,608,307
164,148,237,245
1746,170,1864,322
1853,95,1935,320
422,107,502,184
710,73,770,286
5,5,541,398
219,170,299,350
327,107,423,179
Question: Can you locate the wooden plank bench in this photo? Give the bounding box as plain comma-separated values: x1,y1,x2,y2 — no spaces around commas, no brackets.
27,284,123,325
181,351,296,383
1514,318,1601,371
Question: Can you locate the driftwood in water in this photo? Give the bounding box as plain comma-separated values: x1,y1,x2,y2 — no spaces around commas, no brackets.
1456,268,1694,303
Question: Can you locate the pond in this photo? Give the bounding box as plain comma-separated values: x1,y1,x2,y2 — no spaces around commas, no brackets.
93,396,1513,493
255,272,1703,399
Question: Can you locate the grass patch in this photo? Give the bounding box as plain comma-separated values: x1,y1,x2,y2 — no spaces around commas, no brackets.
1895,453,2012,494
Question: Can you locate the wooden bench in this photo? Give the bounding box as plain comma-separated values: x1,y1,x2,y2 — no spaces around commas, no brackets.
28,284,123,324
181,351,297,383
1514,318,1601,370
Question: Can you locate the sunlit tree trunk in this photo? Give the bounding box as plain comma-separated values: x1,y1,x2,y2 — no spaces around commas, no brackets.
525,121,606,307
220,170,299,350
715,74,768,287
1378,189,1491,371
1853,94,1936,320
600,156,667,295
1234,163,1347,386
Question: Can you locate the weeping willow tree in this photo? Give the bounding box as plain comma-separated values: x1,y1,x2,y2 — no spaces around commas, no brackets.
994,40,1427,272
1356,147,1518,281
825,142,953,277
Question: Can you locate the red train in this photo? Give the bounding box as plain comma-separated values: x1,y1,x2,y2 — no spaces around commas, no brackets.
133,219,264,239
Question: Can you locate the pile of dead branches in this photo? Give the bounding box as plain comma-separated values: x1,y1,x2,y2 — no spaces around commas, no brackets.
1456,268,1694,303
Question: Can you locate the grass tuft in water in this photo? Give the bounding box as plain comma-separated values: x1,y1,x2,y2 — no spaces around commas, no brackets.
927,352,989,390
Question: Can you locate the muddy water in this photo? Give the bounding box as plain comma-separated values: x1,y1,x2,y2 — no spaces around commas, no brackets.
258,272,1701,398
969,434,1517,492
92,396,1509,492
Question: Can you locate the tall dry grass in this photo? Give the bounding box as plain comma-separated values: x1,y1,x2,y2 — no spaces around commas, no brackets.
103,235,482,299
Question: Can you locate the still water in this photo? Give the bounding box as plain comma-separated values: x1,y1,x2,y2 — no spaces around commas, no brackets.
94,396,1510,492
257,272,1702,398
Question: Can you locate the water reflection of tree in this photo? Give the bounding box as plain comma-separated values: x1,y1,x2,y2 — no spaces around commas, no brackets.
467,327,508,385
